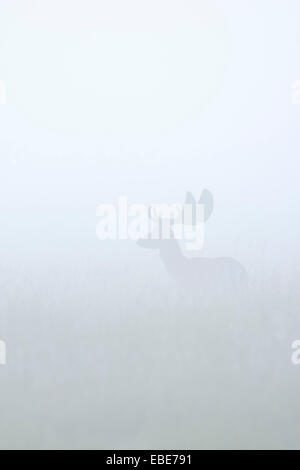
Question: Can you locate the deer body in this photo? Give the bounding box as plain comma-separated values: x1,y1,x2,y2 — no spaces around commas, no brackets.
139,237,246,294
137,190,247,297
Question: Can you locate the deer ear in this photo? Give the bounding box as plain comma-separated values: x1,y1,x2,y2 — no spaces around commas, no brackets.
185,191,196,205
199,189,214,221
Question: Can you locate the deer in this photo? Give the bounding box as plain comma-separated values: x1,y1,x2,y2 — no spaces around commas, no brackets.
137,190,247,298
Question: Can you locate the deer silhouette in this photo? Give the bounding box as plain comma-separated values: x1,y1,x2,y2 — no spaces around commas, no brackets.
137,190,247,297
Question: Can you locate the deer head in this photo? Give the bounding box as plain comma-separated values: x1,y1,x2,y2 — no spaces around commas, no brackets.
137,189,214,252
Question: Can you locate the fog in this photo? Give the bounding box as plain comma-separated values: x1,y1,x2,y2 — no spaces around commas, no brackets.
0,0,300,449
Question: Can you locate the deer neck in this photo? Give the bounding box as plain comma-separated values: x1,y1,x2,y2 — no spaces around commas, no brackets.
159,239,185,271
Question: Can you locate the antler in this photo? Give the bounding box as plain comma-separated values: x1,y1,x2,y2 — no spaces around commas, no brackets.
148,203,182,224
148,203,182,239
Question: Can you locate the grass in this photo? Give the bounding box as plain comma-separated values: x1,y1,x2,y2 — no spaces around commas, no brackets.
0,254,299,449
